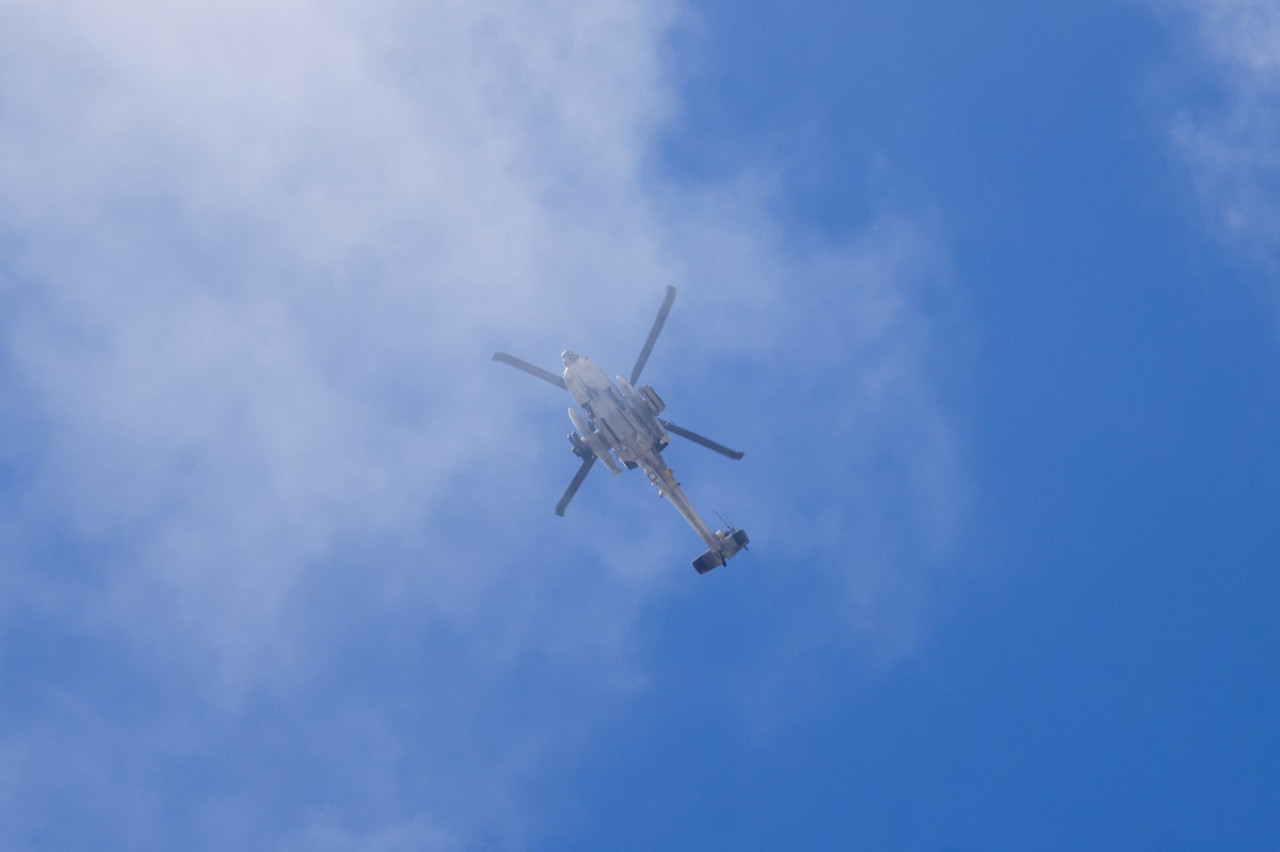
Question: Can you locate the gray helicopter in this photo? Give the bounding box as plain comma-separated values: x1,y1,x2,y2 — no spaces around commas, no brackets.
493,286,749,574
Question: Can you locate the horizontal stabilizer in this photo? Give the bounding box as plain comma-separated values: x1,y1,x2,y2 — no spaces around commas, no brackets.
692,528,750,574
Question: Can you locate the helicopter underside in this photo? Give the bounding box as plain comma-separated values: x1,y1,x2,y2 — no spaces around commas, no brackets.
565,357,746,571
492,286,749,574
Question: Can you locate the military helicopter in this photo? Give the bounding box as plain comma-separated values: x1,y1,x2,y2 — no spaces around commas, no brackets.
493,286,749,574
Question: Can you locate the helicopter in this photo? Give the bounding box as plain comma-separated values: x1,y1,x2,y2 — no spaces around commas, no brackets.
493,286,749,574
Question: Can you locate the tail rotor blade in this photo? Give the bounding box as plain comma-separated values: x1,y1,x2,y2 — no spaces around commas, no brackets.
659,419,744,460
493,352,567,389
629,286,677,385
555,455,597,516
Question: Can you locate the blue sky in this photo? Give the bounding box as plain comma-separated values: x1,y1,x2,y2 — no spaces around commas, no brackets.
1,0,1278,849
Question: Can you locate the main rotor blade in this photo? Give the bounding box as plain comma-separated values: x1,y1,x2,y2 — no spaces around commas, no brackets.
492,352,567,389
659,419,744,460
629,285,677,385
555,455,597,516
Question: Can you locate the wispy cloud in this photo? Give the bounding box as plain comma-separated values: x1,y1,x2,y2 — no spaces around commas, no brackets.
0,0,969,845
1162,1,1280,281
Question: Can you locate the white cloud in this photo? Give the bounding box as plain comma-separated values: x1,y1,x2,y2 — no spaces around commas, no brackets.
1163,1,1280,280
0,0,968,845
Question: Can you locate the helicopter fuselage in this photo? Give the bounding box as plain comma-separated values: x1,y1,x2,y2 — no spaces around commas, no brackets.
561,350,728,555
491,285,748,574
